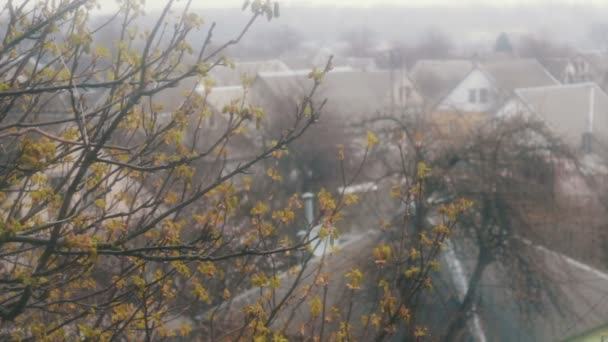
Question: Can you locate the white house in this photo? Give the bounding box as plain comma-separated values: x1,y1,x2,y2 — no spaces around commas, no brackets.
435,59,559,115
409,59,474,111
435,67,496,114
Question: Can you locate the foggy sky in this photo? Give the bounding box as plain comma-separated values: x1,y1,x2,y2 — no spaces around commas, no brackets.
101,0,608,11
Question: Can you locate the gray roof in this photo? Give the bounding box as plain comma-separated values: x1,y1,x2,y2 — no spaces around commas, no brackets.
252,68,405,120
540,58,572,81
139,77,200,122
514,83,608,145
481,59,559,93
198,86,246,113
409,59,474,103
208,60,290,87
1,56,108,118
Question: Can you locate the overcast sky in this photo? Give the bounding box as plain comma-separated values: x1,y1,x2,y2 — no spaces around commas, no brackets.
126,0,608,10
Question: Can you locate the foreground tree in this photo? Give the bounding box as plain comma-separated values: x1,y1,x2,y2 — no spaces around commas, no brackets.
0,0,334,339
0,1,468,341
438,118,569,341
361,111,581,340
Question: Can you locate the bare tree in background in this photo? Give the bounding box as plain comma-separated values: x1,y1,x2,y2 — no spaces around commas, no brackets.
439,118,569,341
363,111,577,341
517,34,574,59
341,27,379,58
416,28,453,60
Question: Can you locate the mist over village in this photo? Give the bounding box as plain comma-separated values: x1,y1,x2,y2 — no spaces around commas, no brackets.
2,0,608,341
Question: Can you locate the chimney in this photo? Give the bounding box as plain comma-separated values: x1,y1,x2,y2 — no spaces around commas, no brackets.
300,192,329,257
302,192,315,226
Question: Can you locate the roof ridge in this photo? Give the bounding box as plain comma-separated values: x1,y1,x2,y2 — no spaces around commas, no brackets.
515,82,599,93
258,66,360,78
235,59,286,64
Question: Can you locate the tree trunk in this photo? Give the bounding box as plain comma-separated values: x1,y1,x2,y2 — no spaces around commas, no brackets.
442,251,491,342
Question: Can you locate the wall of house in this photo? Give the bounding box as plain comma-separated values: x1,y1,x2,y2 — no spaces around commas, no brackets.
391,74,424,111
436,69,496,114
431,110,487,140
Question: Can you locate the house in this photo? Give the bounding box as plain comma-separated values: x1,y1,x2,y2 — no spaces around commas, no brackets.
207,59,290,87
430,59,559,136
497,83,608,153
1,55,109,124
435,59,559,114
250,68,424,125
540,57,593,84
194,85,259,163
409,59,474,111
542,53,608,91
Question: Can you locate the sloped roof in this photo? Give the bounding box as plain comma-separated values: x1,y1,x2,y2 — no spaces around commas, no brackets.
145,76,200,116
252,68,406,119
313,69,397,117
1,56,108,118
481,59,559,93
198,85,246,113
539,58,572,81
409,59,474,103
253,69,309,102
514,83,608,145
208,60,290,87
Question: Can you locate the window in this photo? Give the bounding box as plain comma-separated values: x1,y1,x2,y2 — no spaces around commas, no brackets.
479,88,489,103
468,89,477,103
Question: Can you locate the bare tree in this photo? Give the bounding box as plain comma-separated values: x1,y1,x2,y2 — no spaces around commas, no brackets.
341,27,379,58
416,28,453,60
363,112,578,341
438,118,569,341
0,1,474,341
517,34,573,59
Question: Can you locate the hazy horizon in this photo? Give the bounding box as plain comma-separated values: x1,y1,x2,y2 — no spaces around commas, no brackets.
94,0,608,12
